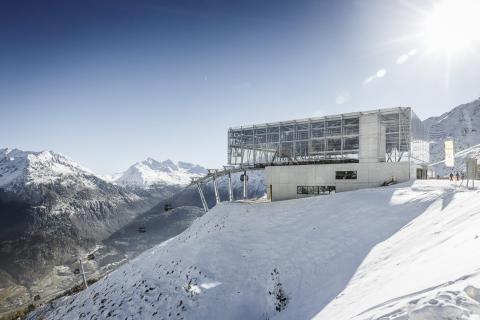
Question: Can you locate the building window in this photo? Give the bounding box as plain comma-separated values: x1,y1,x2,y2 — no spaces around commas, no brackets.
335,171,357,180
343,136,359,150
297,185,336,194
327,138,342,151
297,186,319,194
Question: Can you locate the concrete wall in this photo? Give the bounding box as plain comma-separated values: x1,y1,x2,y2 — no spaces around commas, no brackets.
359,113,386,163
265,162,411,201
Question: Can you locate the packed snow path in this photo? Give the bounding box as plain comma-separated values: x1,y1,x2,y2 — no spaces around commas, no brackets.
29,181,477,319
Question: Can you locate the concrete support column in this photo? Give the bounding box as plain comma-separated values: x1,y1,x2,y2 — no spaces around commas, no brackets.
227,171,233,202
196,182,209,212
359,113,385,163
243,169,248,200
212,174,221,205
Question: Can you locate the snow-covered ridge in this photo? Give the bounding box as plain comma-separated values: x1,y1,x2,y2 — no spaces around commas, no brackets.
0,148,96,190
113,158,207,187
30,180,479,320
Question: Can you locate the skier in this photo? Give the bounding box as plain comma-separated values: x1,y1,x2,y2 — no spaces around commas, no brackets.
449,173,454,181
456,172,460,181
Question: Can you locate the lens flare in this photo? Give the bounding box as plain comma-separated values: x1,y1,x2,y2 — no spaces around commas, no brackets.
424,0,480,55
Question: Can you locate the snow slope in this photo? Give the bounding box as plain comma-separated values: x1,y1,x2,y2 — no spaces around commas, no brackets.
114,158,207,187
29,180,475,320
316,181,480,320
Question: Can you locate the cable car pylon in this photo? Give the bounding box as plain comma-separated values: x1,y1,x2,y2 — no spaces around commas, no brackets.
190,165,264,212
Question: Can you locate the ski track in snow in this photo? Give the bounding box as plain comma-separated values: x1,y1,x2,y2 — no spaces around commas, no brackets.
28,180,480,320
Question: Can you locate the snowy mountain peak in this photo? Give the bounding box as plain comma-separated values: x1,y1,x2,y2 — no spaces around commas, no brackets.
177,161,208,175
0,148,96,191
423,97,480,176
139,158,178,172
114,158,207,188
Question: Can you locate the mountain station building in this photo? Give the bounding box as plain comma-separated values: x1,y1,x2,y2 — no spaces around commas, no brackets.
228,107,430,201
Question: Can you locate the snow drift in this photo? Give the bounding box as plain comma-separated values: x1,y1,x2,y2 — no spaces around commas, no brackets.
29,180,480,320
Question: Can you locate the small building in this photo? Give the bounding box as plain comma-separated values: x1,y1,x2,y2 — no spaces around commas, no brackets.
228,107,429,201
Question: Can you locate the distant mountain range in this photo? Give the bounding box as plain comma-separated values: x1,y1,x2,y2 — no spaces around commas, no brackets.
0,149,206,313
110,158,207,188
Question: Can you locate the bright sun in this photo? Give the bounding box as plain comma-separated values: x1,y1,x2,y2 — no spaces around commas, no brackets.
424,0,480,55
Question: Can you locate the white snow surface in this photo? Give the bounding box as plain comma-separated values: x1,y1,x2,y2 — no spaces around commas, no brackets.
0,148,97,190
114,158,207,187
317,181,480,319
30,180,480,320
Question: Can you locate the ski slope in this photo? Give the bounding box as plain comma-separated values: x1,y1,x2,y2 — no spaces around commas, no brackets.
316,181,480,320
29,180,480,320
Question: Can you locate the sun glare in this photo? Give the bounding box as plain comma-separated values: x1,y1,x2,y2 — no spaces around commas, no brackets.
424,0,480,55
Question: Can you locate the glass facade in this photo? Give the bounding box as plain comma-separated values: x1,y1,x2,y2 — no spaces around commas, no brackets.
228,107,429,166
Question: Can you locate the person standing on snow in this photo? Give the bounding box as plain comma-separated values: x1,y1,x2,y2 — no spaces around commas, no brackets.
450,173,454,181
456,172,460,181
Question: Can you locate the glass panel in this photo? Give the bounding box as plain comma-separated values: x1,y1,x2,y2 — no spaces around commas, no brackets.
343,137,359,150
311,121,324,129
267,126,279,133
267,133,279,143
335,171,357,180
326,127,341,136
296,123,309,131
296,131,309,140
254,127,266,135
327,138,341,151
280,142,294,158
295,141,309,157
343,126,359,135
327,119,342,127
343,117,359,126
311,139,325,153
280,125,294,141
311,128,325,138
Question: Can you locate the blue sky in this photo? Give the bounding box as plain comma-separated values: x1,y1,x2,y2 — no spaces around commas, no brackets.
1,0,479,174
